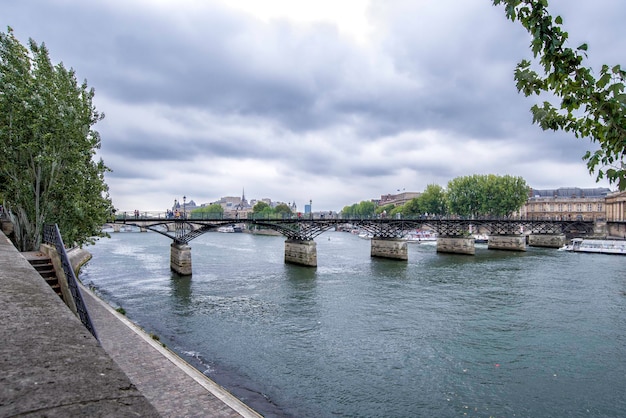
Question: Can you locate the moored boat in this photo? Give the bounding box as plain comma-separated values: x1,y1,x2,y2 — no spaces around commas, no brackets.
560,238,626,255
358,231,373,239
217,225,235,233
473,234,489,244
404,230,437,243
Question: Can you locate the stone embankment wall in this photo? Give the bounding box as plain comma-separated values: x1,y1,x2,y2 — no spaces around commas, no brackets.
0,230,159,416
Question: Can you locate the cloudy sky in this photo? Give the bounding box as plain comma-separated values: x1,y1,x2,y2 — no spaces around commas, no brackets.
2,0,623,212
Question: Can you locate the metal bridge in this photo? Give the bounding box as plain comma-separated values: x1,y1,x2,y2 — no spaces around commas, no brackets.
111,215,595,245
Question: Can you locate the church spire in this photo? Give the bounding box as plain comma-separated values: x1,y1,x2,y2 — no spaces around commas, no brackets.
241,188,248,207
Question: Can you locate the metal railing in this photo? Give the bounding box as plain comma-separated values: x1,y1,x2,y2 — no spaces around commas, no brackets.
43,224,98,340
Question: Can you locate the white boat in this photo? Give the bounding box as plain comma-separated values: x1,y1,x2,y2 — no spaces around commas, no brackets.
560,238,626,255
404,230,437,243
358,231,373,239
473,234,489,244
217,226,235,233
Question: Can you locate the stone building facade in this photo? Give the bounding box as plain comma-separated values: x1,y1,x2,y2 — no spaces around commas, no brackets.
522,187,611,221
605,190,626,222
376,191,421,207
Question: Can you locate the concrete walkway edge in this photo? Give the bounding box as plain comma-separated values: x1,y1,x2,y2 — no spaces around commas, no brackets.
79,281,262,418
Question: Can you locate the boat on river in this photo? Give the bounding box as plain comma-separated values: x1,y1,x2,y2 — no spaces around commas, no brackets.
404,230,437,243
473,234,489,244
358,231,373,239
560,238,626,255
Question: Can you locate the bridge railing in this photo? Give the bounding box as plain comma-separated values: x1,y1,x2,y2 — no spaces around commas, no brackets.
112,211,597,223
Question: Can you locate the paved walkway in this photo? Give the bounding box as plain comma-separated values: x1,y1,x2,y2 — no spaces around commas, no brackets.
80,281,262,418
0,228,262,417
0,230,159,417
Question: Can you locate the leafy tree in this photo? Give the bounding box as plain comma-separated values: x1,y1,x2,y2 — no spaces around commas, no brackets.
480,174,529,216
341,203,358,217
402,198,422,217
418,184,447,215
190,204,223,219
274,203,293,216
341,201,376,218
356,201,376,217
494,0,626,190
375,203,395,215
252,201,270,213
0,28,112,251
447,174,528,217
447,175,483,217
389,205,404,217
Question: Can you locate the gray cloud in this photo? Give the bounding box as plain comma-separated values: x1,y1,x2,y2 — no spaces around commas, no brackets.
1,0,621,210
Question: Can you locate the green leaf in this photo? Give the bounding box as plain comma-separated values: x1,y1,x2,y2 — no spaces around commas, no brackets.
597,73,612,89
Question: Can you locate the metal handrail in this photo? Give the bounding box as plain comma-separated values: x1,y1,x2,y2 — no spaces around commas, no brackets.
43,224,98,340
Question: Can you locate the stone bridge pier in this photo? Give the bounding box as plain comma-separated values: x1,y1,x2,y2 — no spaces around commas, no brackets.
436,236,475,255
170,243,192,275
284,239,317,267
528,234,566,248
371,238,408,260
488,234,526,251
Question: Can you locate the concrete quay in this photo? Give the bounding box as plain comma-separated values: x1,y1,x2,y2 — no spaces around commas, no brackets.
0,230,262,418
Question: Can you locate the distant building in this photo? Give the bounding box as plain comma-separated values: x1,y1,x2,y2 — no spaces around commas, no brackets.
378,191,420,207
172,198,197,216
523,187,611,221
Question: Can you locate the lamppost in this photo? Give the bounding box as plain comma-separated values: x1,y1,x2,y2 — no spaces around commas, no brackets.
309,199,312,219
183,195,187,219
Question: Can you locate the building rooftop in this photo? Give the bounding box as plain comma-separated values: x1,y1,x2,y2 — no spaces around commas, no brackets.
530,187,611,199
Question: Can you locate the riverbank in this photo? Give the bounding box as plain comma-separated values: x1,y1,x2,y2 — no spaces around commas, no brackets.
0,228,262,417
78,279,262,417
0,230,159,416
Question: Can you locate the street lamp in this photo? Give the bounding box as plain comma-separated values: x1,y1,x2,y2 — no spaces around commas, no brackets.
309,199,312,219
183,195,187,219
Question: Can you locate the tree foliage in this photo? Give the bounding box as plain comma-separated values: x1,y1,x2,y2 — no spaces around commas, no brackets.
418,184,447,215
401,198,422,217
190,204,223,219
341,201,376,218
494,0,626,190
274,203,293,215
447,174,528,217
0,27,112,251
375,203,395,215
250,201,293,218
252,201,270,213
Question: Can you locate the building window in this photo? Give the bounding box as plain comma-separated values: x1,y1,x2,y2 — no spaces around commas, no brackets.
587,204,592,212
568,204,572,212
550,204,554,212
558,204,563,212
598,203,603,212
577,204,582,212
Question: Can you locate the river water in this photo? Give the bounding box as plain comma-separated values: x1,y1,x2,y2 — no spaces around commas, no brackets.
80,230,626,417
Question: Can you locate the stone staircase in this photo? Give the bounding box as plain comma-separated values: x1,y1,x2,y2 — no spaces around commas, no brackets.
24,252,63,299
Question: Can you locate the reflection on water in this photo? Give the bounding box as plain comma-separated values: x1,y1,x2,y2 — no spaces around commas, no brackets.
170,273,192,313
82,231,626,418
